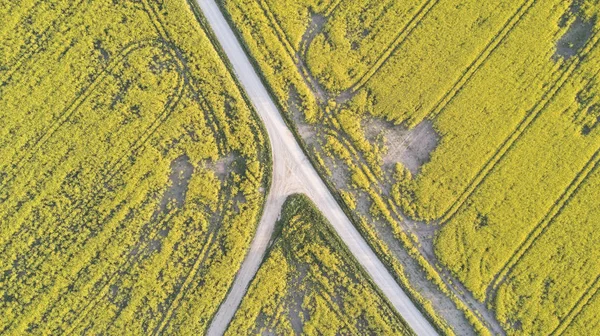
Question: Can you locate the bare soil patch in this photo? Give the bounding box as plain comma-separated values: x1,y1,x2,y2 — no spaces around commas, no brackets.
555,16,594,60
205,152,239,180
288,86,317,142
161,155,194,210
364,118,440,176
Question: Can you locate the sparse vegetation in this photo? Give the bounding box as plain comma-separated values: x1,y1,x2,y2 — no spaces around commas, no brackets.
0,0,269,334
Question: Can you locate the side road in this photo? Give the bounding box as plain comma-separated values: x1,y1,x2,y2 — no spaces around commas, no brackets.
196,0,438,335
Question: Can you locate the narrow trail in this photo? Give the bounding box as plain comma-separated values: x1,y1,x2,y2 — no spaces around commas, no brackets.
194,0,438,335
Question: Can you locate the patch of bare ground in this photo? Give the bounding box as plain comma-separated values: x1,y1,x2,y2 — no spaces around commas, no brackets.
232,191,247,214
160,154,194,211
375,119,440,176
203,151,239,180
334,88,357,106
555,3,595,60
288,264,309,335
288,86,317,143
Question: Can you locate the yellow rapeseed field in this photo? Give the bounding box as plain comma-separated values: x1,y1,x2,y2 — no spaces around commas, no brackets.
0,0,269,334
226,194,412,335
219,0,600,334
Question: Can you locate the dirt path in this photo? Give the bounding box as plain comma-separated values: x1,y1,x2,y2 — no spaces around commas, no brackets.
195,0,438,335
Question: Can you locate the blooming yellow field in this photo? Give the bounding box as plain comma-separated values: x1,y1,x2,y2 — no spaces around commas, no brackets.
227,194,412,335
219,0,600,334
0,0,269,334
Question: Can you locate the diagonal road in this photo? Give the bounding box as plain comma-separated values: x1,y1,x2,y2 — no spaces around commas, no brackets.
196,0,438,335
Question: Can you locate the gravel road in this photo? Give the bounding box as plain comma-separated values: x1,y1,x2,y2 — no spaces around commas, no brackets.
196,1,438,335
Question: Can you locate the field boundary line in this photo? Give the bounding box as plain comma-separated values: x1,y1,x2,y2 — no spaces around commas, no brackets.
487,147,600,300
551,275,600,335
427,0,536,119
437,29,600,226
345,0,438,95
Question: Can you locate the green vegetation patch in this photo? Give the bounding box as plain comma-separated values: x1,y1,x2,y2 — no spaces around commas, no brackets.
0,0,269,334
226,194,412,335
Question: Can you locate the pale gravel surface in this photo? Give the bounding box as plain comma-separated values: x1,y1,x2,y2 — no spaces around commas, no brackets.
196,1,438,335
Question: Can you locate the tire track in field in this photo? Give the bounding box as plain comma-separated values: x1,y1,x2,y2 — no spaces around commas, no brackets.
141,0,230,154
2,210,180,334
0,57,184,300
427,0,536,119
1,73,185,275
437,29,600,226
150,189,232,335
45,87,231,334
315,107,503,333
65,191,223,335
0,0,85,90
58,211,181,335
0,0,43,41
1,68,186,335
0,38,168,193
59,89,232,334
38,153,217,333
254,0,296,55
324,0,343,17
342,0,439,97
551,275,600,335
255,0,499,330
315,11,502,335
302,0,547,326
0,73,218,269
486,147,600,302
93,158,235,334
0,39,184,249
291,252,357,332
255,0,327,103
258,0,340,87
